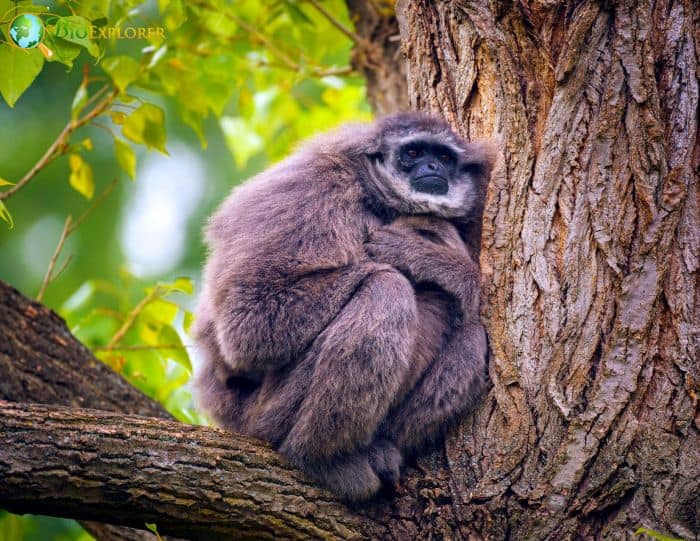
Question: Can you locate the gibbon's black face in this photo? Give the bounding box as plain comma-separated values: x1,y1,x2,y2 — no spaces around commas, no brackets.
397,142,458,196
365,113,492,219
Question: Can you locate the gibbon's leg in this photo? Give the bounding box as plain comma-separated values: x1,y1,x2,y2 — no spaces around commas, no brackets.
192,317,255,432
279,268,417,500
382,318,488,457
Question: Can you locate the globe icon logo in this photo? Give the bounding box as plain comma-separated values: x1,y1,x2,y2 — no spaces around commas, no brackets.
9,13,45,49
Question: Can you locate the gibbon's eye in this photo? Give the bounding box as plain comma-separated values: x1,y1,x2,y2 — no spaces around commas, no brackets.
439,153,453,163
407,148,420,158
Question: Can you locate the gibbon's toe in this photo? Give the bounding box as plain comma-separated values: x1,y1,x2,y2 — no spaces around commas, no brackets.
368,439,403,486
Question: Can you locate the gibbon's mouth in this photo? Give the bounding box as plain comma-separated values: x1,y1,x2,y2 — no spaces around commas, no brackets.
412,175,449,195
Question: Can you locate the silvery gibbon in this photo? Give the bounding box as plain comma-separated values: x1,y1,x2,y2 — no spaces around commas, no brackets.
194,112,495,501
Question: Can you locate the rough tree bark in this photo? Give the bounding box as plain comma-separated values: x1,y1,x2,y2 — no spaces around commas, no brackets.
346,0,409,114
1,1,698,540
0,401,387,541
396,0,699,539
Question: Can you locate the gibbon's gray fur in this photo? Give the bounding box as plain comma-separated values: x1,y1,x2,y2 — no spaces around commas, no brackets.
194,112,495,501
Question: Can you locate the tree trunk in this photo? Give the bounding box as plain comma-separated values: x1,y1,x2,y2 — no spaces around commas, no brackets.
346,0,409,114
395,0,699,539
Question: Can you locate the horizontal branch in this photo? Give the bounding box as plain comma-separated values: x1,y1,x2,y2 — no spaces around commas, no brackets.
0,281,390,539
0,401,385,541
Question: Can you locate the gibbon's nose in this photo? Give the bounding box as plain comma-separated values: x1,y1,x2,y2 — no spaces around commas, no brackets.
415,160,445,179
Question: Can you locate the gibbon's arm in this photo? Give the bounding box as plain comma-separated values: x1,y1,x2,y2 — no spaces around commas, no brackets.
365,221,481,322
202,167,379,376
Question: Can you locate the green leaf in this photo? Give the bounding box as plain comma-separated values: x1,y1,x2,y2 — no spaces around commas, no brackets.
220,116,263,168
114,138,137,180
634,528,684,541
101,55,141,93
0,200,13,229
51,16,99,58
145,522,163,541
42,32,82,69
74,0,109,20
122,103,168,154
183,310,194,334
0,44,44,108
284,2,312,25
158,325,192,373
141,298,179,326
71,84,88,120
199,9,236,37
168,276,194,295
68,153,95,199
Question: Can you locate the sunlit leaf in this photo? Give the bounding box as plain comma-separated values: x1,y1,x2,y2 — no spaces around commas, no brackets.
74,0,109,20
141,298,179,326
0,200,14,229
634,528,684,541
71,84,88,120
284,2,312,25
68,153,95,199
221,116,264,168
102,55,141,93
50,16,99,58
145,522,163,541
114,138,136,180
167,276,194,295
0,178,14,186
183,310,194,334
0,44,44,108
122,103,168,154
158,325,191,373
42,31,82,69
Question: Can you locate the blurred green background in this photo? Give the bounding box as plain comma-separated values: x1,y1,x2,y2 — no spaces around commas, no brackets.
0,0,369,538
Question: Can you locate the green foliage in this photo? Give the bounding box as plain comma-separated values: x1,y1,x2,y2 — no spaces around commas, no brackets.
122,102,168,153
68,153,94,198
145,522,163,540
0,44,44,107
61,273,201,422
0,0,368,537
113,137,136,179
0,511,94,541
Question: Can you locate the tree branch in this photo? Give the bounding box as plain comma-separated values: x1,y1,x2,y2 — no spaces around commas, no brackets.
0,401,383,541
0,88,118,202
0,280,398,539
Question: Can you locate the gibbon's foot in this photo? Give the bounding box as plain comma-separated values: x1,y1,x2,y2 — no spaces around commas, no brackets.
368,439,403,486
303,453,382,502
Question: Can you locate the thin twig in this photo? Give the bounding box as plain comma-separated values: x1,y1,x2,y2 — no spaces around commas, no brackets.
106,287,163,350
70,177,119,232
35,178,119,301
37,217,73,302
0,87,118,202
255,59,356,77
224,9,300,70
91,121,117,138
305,0,365,44
51,254,74,283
